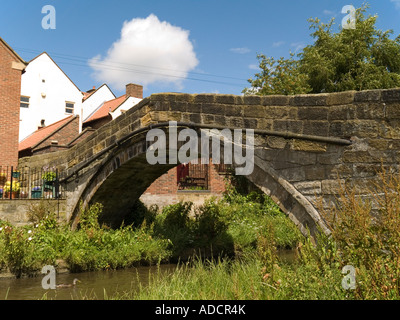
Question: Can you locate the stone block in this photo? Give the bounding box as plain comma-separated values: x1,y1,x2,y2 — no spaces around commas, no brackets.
328,105,357,120
298,107,328,120
378,120,400,139
277,167,306,182
225,105,243,117
226,117,244,128
286,151,317,165
261,95,290,106
381,88,400,102
175,93,194,102
215,95,236,104
386,103,400,119
166,111,183,122
368,139,389,150
256,119,274,130
189,113,201,123
290,140,327,153
305,165,327,180
302,121,329,136
243,105,266,118
321,179,346,194
356,103,385,119
267,136,287,149
201,103,226,115
354,89,381,102
171,102,188,112
329,120,379,138
290,94,327,106
193,94,215,104
243,118,258,129
140,113,153,126
243,95,262,105
265,106,297,119
273,120,303,133
342,150,379,163
294,181,322,195
326,91,355,105
317,151,343,165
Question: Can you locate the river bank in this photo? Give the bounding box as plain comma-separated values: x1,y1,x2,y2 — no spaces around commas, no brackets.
0,188,302,280
3,168,399,300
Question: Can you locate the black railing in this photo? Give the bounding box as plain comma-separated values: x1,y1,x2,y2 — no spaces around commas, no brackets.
177,163,209,191
214,163,234,175
0,166,63,200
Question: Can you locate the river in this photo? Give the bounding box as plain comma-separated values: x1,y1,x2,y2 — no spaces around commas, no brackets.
0,250,297,300
0,264,178,300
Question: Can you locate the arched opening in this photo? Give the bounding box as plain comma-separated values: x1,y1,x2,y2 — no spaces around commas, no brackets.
70,127,329,239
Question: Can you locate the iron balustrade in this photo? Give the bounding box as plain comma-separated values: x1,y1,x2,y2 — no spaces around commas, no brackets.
0,166,63,200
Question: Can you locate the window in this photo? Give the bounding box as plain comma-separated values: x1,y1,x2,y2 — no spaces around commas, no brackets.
20,96,30,108
65,102,74,114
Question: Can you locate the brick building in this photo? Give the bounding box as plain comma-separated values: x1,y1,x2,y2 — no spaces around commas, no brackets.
0,37,27,168
140,162,229,210
18,115,92,157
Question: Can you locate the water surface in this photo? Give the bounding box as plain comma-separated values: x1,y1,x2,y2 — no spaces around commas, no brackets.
0,264,177,300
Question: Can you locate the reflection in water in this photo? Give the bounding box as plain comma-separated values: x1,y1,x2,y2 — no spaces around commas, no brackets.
0,264,177,300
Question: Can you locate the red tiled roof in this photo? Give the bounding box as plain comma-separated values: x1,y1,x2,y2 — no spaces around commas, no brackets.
82,91,94,101
82,84,116,102
84,95,127,123
19,115,76,152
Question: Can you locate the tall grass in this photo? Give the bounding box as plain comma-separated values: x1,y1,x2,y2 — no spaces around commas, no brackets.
115,168,400,300
319,167,400,299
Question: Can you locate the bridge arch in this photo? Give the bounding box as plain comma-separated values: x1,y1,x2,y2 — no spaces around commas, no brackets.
66,123,332,237
18,89,400,238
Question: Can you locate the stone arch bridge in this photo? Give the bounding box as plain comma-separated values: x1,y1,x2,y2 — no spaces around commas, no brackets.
19,89,400,236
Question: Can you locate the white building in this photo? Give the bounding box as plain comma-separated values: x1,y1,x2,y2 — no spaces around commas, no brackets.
19,52,143,142
82,84,116,122
19,52,84,141
110,95,142,120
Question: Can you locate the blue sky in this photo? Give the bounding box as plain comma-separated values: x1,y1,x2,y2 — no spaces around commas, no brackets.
2,0,400,98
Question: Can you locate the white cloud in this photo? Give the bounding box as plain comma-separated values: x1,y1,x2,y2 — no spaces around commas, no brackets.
89,14,199,90
230,47,251,54
248,64,259,70
391,0,400,9
291,42,306,53
323,9,335,15
272,41,285,48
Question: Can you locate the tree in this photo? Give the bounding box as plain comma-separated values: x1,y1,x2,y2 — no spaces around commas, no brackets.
244,3,400,95
243,53,311,95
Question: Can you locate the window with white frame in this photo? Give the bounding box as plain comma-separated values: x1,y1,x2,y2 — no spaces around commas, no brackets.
65,102,74,114
20,96,30,108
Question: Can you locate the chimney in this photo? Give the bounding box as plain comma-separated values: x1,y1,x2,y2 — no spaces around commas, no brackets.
38,119,46,130
126,83,143,99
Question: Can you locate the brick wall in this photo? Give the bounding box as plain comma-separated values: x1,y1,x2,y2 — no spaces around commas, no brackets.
33,116,80,154
143,163,227,195
0,40,25,168
140,163,227,211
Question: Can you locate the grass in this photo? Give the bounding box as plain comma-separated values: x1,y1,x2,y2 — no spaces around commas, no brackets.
122,167,400,300
4,168,399,300
0,181,302,278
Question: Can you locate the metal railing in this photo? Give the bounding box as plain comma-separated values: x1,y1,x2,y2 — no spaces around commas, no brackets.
0,166,63,200
177,163,209,191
